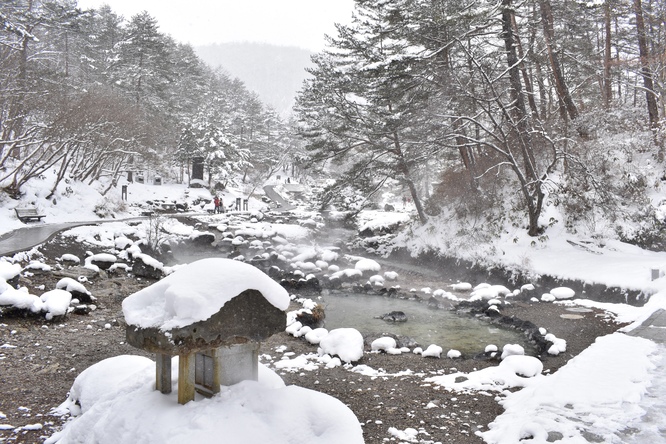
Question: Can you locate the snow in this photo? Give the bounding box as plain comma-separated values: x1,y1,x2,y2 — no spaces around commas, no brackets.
329,268,362,280
501,344,525,359
545,333,567,356
56,278,90,296
48,355,363,444
354,258,380,272
450,282,472,291
40,289,72,320
318,328,364,363
422,344,443,358
58,254,80,263
426,355,545,393
388,427,419,442
470,284,512,300
371,336,397,352
549,286,576,299
0,286,42,312
383,270,399,280
122,258,289,331
0,262,21,281
88,253,117,263
478,334,658,443
304,327,329,345
133,253,164,271
446,349,462,359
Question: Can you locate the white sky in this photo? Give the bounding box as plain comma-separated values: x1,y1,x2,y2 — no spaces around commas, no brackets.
75,0,356,51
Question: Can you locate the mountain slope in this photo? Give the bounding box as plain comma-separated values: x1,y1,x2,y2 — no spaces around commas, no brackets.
195,42,313,116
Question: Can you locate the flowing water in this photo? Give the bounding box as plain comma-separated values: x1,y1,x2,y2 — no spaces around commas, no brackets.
320,290,535,356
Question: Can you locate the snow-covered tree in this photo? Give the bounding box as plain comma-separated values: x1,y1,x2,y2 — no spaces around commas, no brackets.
297,2,440,223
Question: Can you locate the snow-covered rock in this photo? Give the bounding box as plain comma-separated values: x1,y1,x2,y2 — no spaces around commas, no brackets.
318,328,364,363
422,344,443,358
501,344,525,359
371,336,397,352
549,287,576,300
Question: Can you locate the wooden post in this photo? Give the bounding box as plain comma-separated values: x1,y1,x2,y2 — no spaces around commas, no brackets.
156,353,172,394
210,349,222,394
178,353,195,404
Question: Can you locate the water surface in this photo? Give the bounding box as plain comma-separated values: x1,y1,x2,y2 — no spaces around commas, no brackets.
321,290,536,356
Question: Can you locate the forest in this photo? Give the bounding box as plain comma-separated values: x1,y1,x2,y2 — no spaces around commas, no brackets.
2,0,666,250
0,0,300,201
296,0,666,249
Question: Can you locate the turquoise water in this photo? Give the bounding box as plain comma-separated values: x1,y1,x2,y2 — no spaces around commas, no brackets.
321,291,536,356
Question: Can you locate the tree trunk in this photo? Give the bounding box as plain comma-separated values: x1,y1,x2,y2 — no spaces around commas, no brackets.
511,14,540,119
392,131,427,224
603,0,613,108
538,0,579,122
405,174,428,225
502,0,538,180
634,0,660,131
503,0,542,236
452,118,479,191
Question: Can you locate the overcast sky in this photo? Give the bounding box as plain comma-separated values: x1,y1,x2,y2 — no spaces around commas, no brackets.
75,0,356,51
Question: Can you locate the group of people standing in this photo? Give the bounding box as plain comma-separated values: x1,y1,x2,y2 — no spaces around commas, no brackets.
213,196,224,214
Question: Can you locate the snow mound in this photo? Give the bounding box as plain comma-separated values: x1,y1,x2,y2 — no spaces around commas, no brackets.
422,344,443,358
304,328,329,345
318,328,364,363
371,336,397,352
447,349,462,359
56,278,90,296
450,282,472,291
354,258,380,272
40,289,72,320
549,286,576,299
48,355,363,444
501,344,525,359
0,261,21,281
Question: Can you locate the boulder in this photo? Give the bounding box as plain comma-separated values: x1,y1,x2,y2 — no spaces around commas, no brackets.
189,232,216,247
376,310,408,322
132,256,164,280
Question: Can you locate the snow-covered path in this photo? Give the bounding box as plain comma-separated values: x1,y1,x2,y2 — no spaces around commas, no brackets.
621,342,666,443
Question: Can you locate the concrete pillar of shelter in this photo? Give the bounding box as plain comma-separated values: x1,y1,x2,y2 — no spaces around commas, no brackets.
156,353,172,394
217,342,260,386
178,353,196,404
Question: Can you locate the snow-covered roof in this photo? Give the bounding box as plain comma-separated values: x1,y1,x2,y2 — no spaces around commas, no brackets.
122,258,289,331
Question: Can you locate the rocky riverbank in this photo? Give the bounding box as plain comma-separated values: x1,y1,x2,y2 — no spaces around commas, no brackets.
0,218,626,444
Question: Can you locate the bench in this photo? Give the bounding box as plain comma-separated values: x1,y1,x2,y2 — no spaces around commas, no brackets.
15,207,46,222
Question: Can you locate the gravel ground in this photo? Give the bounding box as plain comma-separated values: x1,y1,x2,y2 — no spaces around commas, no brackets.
0,235,625,444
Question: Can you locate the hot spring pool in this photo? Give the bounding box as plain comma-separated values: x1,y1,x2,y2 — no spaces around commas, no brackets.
319,290,536,356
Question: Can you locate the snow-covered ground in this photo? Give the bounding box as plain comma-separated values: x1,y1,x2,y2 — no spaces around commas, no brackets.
2,178,666,443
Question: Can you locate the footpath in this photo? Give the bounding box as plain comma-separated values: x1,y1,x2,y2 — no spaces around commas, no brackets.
627,308,666,343
0,221,101,256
